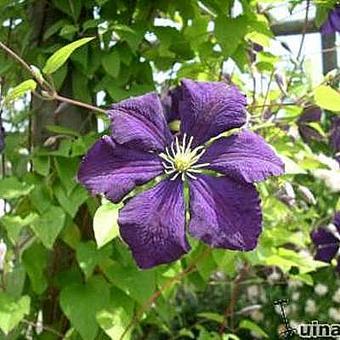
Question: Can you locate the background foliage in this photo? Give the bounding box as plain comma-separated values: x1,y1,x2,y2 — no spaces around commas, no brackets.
0,0,339,339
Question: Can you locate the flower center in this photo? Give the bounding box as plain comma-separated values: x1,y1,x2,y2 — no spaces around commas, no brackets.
159,134,209,181
174,154,192,172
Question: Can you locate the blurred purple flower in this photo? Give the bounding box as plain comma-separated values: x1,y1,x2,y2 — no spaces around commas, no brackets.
321,5,340,35
311,212,340,271
248,42,263,63
330,116,340,156
297,105,323,143
78,79,284,269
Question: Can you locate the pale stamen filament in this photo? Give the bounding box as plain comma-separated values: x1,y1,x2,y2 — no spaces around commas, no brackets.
181,133,187,152
185,136,194,153
171,172,181,181
191,162,210,169
186,172,197,180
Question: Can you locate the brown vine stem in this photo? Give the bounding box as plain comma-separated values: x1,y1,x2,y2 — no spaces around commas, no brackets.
119,248,212,340
22,319,64,338
0,42,32,77
219,263,250,336
0,41,106,114
296,0,310,64
54,94,106,114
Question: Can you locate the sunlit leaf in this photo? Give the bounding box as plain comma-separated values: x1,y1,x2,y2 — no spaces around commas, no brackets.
43,37,95,74
239,320,268,338
0,294,30,335
5,79,37,103
93,202,122,248
314,85,340,112
96,287,134,340
0,177,34,200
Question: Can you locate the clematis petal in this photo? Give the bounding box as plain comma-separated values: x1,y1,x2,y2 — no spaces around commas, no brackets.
329,6,340,32
108,92,173,152
321,6,340,34
311,227,339,263
178,79,247,146
161,86,181,123
118,178,189,269
321,17,335,35
298,105,322,123
188,174,262,250
77,136,163,203
330,117,340,153
199,130,284,183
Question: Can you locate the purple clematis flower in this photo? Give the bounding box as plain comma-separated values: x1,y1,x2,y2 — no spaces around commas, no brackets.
321,5,340,35
297,105,323,144
248,42,263,63
78,79,284,269
311,212,340,272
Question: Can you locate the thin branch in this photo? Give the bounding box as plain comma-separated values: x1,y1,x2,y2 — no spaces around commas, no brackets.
119,248,211,340
296,0,311,62
0,42,32,76
219,263,249,335
54,94,107,114
0,41,106,114
261,70,275,118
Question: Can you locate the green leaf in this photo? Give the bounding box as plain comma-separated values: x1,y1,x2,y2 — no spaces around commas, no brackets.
102,50,120,78
5,265,26,299
0,177,34,200
43,37,95,74
29,185,52,214
5,79,37,103
59,24,79,39
32,156,50,176
45,125,80,137
246,31,270,47
22,243,49,294
55,184,88,218
93,202,122,248
314,85,340,112
265,248,328,274
101,259,156,304
215,15,248,57
61,223,81,249
0,293,30,335
1,213,38,243
239,320,268,338
30,206,66,249
43,19,70,40
76,241,111,279
197,312,224,323
60,277,110,340
96,287,134,340
55,157,79,194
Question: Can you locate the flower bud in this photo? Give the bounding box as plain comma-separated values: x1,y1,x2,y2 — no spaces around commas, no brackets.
297,185,316,205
